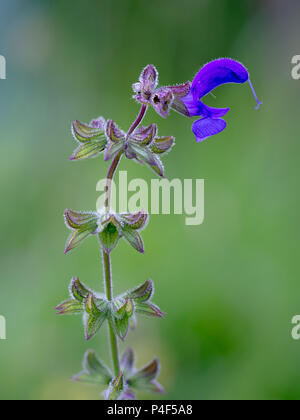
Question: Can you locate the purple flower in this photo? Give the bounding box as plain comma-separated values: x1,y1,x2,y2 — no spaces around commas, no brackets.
173,58,262,142
134,60,262,143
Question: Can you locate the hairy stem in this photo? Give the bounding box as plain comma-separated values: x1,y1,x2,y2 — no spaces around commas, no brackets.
102,249,120,376
102,104,147,378
105,152,122,212
126,104,147,138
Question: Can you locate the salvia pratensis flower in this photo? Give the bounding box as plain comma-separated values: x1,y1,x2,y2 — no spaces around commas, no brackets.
133,59,262,142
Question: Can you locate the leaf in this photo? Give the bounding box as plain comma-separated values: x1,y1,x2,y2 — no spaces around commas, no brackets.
98,222,120,253
56,299,83,315
70,139,107,160
70,277,91,303
72,350,112,385
72,120,105,142
127,279,153,303
121,224,144,253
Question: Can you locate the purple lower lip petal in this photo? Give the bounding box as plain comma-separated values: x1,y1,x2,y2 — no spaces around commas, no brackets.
192,117,227,142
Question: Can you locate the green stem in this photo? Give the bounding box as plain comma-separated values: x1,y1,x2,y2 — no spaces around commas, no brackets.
102,249,120,376
105,152,122,212
102,104,148,378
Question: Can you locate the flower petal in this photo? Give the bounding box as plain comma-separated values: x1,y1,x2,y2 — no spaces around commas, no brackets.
191,58,249,99
199,103,230,118
192,117,227,142
180,93,230,118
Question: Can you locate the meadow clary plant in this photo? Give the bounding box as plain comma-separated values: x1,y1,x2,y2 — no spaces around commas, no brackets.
57,59,261,400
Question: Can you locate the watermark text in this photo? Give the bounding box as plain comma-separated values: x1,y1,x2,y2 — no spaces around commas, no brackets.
0,55,6,80
291,55,300,80
0,315,6,340
96,171,204,226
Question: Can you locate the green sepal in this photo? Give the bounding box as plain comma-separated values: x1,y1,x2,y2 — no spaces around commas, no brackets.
72,119,105,142
70,139,107,161
55,277,91,316
118,211,148,230
64,209,99,254
98,221,120,253
105,373,124,400
55,299,83,315
127,358,164,393
130,124,157,146
112,299,134,340
150,136,175,155
121,224,144,253
64,209,98,231
64,230,91,254
129,143,165,177
84,294,108,341
120,348,135,376
104,141,124,162
70,277,91,303
127,279,153,303
72,350,113,385
135,302,165,318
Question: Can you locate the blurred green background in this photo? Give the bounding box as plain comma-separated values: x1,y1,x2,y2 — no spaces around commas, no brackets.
1,0,300,400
